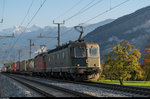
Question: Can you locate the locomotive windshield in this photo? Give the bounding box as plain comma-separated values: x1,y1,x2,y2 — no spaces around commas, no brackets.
74,47,86,58
88,47,98,57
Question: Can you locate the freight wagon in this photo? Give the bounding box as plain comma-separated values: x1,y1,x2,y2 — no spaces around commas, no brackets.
34,53,46,75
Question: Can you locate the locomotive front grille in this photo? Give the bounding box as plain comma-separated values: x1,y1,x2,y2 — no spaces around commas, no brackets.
71,58,88,67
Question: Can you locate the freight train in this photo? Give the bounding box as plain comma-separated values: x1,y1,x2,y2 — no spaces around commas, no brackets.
2,40,101,81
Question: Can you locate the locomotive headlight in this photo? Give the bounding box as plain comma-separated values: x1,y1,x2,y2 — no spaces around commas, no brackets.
77,64,80,67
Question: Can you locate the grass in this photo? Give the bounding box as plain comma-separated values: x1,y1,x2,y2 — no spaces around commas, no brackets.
94,80,150,89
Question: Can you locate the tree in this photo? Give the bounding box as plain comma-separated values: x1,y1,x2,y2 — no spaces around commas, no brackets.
141,45,150,81
104,40,144,85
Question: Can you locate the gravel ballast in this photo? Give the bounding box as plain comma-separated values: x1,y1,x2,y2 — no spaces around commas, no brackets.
1,74,42,97
17,75,147,97
0,74,148,97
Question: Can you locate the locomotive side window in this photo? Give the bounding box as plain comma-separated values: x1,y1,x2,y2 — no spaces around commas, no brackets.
88,47,98,57
74,47,86,58
53,55,54,60
49,56,50,62
62,52,65,59
57,54,59,60
70,47,74,57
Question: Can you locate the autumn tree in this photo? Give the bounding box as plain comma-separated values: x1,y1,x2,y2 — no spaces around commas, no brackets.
141,45,150,81
104,40,144,85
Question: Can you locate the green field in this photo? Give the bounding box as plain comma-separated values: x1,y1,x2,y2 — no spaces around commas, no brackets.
95,80,150,89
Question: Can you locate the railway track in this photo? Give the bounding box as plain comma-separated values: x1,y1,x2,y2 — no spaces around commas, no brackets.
4,74,95,97
49,79,150,97
47,78,149,97
3,73,149,97
72,81,150,97
22,74,150,97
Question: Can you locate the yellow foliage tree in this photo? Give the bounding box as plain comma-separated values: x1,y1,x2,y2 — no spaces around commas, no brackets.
104,40,144,85
141,47,150,81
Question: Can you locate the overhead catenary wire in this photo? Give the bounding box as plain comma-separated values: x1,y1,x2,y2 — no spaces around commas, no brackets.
3,0,34,60
45,0,103,45
59,0,130,45
13,0,47,48
26,0,47,28
5,0,35,53
64,0,97,22
54,0,83,20
6,0,130,62
14,0,102,52
37,0,130,49
6,0,47,61
0,0,34,57
25,0,106,53
20,0,35,26
81,0,130,25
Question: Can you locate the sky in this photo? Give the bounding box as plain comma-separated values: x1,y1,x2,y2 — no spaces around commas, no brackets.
0,0,150,31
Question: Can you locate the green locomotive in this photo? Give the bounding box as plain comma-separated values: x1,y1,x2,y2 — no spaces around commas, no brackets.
45,40,101,81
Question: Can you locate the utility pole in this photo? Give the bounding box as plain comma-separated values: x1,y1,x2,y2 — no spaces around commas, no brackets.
53,20,65,47
29,39,34,59
18,49,22,62
0,19,3,23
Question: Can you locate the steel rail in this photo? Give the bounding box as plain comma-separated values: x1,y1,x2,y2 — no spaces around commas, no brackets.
35,76,150,97
5,74,95,97
5,73,150,97
59,80,150,97
5,74,55,97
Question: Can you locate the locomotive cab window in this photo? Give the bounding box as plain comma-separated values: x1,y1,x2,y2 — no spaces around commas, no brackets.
88,47,98,57
74,47,86,58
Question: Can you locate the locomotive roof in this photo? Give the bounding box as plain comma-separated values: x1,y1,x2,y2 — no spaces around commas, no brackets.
47,43,69,54
69,40,98,46
35,52,47,58
35,40,98,56
47,40,87,54
47,40,98,54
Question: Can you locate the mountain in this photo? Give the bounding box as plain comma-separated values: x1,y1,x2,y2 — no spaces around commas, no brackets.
0,19,114,63
84,6,150,63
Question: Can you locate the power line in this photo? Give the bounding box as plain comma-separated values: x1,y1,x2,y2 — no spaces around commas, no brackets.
45,0,130,48
64,0,96,21
82,0,130,24
7,0,130,61
26,0,47,28
4,0,35,58
53,20,65,47
54,0,83,20
12,0,47,48
40,0,131,53
6,0,47,61
20,0,35,26
59,0,130,45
